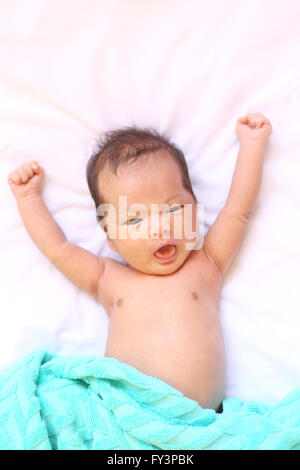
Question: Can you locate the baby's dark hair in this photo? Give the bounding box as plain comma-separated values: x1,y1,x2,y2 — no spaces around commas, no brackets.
86,126,197,223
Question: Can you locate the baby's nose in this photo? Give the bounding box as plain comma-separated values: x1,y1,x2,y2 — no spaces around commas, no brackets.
150,213,171,239
152,226,170,237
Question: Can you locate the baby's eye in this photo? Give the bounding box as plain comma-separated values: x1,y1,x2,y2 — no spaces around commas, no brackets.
167,205,183,213
127,217,143,226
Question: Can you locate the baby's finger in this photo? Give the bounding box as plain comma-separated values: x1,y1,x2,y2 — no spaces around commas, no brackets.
261,116,271,126
249,117,263,129
8,170,22,185
239,115,248,124
22,162,35,178
17,166,31,184
254,121,263,129
31,161,39,173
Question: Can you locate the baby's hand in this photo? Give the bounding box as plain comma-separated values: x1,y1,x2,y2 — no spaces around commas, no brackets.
8,161,44,200
235,113,272,145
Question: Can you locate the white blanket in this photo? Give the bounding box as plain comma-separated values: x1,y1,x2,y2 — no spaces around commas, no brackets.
1,0,299,404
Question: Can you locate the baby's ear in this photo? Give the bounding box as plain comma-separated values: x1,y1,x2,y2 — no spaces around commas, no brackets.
107,238,117,252
98,221,117,252
98,218,107,232
98,220,107,237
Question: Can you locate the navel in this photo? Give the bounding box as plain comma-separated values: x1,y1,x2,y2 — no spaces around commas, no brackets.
191,292,198,301
116,298,123,307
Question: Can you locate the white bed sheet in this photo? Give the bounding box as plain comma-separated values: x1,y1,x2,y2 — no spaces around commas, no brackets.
0,0,300,403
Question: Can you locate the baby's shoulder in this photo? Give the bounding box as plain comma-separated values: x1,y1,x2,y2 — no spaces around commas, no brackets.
184,248,223,288
97,256,129,306
101,256,129,278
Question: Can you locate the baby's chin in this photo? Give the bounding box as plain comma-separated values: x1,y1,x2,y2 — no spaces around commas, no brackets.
130,252,189,276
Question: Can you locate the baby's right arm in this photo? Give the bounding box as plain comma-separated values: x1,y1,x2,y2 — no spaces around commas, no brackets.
203,113,272,278
8,161,106,299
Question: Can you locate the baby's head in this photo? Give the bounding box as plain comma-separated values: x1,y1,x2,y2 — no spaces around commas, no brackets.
86,127,201,275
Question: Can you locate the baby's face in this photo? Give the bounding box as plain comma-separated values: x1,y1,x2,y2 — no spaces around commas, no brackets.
98,151,200,275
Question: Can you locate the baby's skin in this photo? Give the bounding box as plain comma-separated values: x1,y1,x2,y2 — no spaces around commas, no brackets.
8,113,272,410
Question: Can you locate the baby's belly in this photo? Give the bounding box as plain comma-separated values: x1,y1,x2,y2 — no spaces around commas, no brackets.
104,297,225,410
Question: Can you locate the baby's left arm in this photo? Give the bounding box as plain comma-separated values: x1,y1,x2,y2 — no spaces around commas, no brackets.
8,162,107,299
203,113,272,277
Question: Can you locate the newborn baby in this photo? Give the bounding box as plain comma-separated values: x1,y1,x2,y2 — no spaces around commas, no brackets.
8,113,272,411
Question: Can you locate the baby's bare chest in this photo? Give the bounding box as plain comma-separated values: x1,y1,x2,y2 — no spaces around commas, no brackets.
103,255,225,407
102,252,222,343
110,275,216,321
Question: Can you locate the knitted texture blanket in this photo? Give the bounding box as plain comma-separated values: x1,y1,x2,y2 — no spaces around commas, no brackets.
0,350,299,450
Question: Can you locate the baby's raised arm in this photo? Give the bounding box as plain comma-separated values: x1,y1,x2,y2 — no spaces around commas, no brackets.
8,162,106,299
203,113,272,277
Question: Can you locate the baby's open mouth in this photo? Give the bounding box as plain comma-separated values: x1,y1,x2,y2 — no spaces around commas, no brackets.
154,243,177,260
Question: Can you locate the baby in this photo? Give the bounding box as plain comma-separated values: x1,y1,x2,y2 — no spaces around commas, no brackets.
8,113,272,411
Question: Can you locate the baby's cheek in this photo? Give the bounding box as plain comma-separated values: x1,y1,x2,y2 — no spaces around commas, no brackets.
123,237,146,259
183,211,199,244
126,223,148,242
171,214,184,241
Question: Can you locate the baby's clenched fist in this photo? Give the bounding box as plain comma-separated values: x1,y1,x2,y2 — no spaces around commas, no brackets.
236,113,272,145
8,161,44,200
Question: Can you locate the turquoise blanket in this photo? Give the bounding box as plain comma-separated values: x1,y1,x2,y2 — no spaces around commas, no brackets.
0,350,300,450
